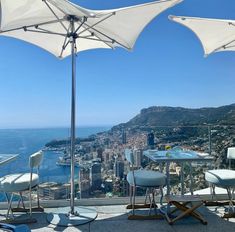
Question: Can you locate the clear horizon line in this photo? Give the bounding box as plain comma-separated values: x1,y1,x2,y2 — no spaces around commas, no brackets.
0,125,113,130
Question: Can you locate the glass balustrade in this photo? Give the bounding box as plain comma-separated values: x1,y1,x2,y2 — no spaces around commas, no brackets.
0,125,234,203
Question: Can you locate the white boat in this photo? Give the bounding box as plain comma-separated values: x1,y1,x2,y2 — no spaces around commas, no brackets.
56,156,80,167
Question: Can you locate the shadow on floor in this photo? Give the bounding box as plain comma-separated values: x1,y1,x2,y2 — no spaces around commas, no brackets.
1,205,235,232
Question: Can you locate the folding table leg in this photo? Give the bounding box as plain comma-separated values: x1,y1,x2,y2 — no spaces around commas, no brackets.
166,201,207,225
6,194,14,219
222,187,235,219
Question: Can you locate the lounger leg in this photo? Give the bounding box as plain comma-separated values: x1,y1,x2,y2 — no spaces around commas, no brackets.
133,186,136,215
144,188,148,205
148,188,152,204
4,193,13,219
129,184,133,206
212,184,217,201
3,191,37,224
6,194,14,219
189,163,193,195
152,189,157,215
36,185,41,209
126,186,135,213
14,192,25,209
144,188,149,205
16,198,21,209
227,188,234,212
29,177,32,218
128,187,164,220
222,187,235,219
160,186,164,206
148,189,155,215
20,192,26,210
180,163,185,195
209,183,213,200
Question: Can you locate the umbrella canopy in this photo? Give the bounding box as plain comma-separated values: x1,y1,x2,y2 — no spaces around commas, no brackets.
0,0,182,57
169,15,235,56
0,0,183,226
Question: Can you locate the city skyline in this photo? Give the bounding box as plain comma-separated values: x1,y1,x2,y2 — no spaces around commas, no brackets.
0,0,235,128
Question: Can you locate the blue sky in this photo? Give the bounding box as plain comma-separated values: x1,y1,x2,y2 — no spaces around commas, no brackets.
0,0,234,128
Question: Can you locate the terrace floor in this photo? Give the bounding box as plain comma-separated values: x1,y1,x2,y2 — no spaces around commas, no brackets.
0,203,235,232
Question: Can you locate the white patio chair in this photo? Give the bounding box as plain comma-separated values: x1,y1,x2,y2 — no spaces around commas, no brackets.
0,150,44,223
205,147,235,218
125,149,166,219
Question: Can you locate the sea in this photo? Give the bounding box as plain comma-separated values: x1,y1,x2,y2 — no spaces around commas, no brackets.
0,127,110,200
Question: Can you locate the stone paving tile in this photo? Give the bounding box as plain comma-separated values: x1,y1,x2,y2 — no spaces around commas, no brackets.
95,205,128,214
0,205,235,231
171,215,235,232
96,213,128,221
90,218,174,232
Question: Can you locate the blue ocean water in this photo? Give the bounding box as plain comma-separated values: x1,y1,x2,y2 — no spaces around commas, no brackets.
0,127,110,184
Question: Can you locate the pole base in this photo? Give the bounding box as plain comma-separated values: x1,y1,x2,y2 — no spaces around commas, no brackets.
46,206,97,227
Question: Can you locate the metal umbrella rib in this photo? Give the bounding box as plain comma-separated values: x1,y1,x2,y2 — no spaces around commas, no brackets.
0,19,66,34
43,0,68,31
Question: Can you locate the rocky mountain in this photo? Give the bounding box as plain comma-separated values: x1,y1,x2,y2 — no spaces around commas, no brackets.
113,104,235,130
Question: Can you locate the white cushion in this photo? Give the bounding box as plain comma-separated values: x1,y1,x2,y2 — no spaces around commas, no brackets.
127,169,166,187
0,173,39,192
205,169,235,188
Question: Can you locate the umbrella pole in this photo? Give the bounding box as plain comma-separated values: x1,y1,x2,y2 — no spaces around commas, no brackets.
46,16,97,226
70,18,76,216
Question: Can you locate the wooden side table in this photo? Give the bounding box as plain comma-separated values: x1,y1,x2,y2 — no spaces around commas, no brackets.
165,195,207,225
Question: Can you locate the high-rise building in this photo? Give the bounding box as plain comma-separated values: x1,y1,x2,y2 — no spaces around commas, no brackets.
90,162,102,191
120,176,129,197
147,130,155,149
80,179,90,198
104,179,113,193
79,166,90,198
113,178,121,194
80,166,90,180
97,147,103,162
122,130,127,144
39,182,70,200
104,138,110,146
114,160,124,179
103,149,111,164
133,149,142,168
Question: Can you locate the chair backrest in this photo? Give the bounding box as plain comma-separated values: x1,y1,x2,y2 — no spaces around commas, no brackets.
227,147,235,160
125,149,134,165
29,150,43,169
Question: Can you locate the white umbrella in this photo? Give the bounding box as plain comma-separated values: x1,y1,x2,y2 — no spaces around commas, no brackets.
0,0,182,226
169,15,235,56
